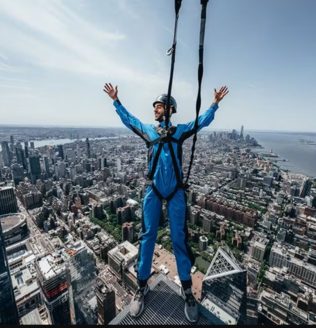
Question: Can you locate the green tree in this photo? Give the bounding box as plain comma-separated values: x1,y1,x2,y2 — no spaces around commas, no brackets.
258,260,267,283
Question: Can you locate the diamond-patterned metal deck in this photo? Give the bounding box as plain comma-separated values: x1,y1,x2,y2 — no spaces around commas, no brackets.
109,274,225,325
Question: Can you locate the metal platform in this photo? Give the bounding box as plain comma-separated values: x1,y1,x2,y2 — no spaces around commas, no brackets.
109,274,225,325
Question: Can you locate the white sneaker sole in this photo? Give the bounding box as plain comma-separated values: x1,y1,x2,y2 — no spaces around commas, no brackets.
130,285,150,318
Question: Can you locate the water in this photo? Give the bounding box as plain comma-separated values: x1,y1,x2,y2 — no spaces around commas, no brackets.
250,131,316,178
0,136,118,151
27,137,116,148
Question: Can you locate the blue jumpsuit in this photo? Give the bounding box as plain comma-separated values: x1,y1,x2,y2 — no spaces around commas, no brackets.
114,100,219,289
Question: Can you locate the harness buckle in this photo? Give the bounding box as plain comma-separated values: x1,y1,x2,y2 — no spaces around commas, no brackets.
145,180,153,186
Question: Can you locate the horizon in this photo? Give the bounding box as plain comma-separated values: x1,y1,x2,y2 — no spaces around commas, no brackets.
0,123,315,135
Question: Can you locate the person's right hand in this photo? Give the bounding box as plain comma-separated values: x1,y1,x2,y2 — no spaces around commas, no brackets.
103,83,118,101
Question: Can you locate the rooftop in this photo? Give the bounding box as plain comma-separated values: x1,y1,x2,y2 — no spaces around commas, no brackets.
108,241,138,264
20,308,43,325
201,296,238,325
109,274,225,325
37,254,66,280
0,213,25,232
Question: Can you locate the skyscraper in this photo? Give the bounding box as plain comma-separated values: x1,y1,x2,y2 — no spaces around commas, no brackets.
0,221,19,325
66,241,97,325
30,142,35,149
58,145,64,160
10,135,14,145
300,178,313,198
0,186,18,216
43,156,50,173
24,145,29,159
16,147,26,169
11,163,24,186
1,141,11,167
86,138,91,158
202,245,248,325
240,125,244,138
36,253,71,325
29,155,41,175
29,155,41,184
96,277,116,325
76,145,81,160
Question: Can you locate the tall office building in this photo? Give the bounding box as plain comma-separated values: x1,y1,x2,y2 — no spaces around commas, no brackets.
86,138,91,158
0,186,18,216
0,221,19,325
58,162,67,178
36,253,71,325
65,240,97,325
30,142,35,149
96,277,116,325
202,246,248,325
58,145,64,160
1,141,11,167
43,156,50,173
29,154,41,173
76,145,81,160
15,148,26,169
29,155,41,183
11,163,24,186
240,125,244,138
24,145,29,159
10,135,14,145
300,178,313,198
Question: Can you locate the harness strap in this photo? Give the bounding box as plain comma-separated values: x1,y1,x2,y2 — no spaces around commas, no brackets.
148,142,163,181
164,0,182,131
184,0,209,186
167,139,182,187
146,135,184,202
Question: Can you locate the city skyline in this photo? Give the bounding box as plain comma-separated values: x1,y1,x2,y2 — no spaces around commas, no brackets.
0,0,315,132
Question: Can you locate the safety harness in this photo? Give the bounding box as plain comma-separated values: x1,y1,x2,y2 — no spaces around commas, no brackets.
146,0,209,203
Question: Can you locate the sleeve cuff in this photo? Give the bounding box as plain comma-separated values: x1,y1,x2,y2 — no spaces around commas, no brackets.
211,102,219,112
113,99,122,108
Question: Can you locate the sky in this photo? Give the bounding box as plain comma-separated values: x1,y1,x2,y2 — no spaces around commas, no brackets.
0,0,315,132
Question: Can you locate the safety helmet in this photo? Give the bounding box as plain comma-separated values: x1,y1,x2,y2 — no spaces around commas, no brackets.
153,94,177,113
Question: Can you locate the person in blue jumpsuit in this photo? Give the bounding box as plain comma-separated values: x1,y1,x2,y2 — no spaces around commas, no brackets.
103,83,229,322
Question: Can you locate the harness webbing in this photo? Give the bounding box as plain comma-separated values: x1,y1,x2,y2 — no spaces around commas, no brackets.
164,0,182,132
184,0,209,186
146,0,210,203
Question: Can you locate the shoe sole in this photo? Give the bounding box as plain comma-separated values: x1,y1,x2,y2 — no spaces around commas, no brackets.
180,288,198,323
130,285,150,318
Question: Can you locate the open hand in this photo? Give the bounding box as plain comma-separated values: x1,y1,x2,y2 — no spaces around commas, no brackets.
214,86,229,103
103,83,118,101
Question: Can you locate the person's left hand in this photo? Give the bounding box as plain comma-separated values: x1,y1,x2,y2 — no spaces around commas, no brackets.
214,86,229,103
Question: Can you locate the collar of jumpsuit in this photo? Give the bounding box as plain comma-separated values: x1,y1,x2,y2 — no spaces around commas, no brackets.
159,121,172,128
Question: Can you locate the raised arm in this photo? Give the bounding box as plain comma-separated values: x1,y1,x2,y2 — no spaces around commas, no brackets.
103,83,146,135
178,86,229,140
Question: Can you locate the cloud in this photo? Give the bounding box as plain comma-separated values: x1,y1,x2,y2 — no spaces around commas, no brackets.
247,83,257,89
0,0,193,89
0,0,196,126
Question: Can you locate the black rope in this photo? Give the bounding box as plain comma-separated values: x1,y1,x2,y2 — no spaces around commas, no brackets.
184,0,209,186
165,0,182,132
